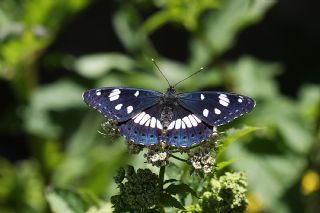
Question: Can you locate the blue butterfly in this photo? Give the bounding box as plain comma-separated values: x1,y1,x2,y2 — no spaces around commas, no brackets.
83,85,255,147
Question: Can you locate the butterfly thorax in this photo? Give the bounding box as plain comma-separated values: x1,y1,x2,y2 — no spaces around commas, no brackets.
159,87,178,129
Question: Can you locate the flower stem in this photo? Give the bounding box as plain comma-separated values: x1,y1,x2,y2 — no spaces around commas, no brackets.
170,154,189,163
159,166,166,212
159,166,165,188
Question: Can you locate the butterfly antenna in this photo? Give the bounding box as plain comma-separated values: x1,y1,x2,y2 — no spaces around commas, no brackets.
173,67,204,87
152,59,171,87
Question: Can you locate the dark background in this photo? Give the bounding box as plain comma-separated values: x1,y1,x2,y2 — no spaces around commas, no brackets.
46,0,320,97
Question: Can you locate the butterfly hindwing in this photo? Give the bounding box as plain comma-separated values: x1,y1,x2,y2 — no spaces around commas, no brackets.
163,105,212,147
178,91,255,126
83,87,161,122
118,105,163,146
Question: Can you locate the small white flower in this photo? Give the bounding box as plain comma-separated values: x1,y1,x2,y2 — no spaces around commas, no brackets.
158,152,167,161
150,154,160,162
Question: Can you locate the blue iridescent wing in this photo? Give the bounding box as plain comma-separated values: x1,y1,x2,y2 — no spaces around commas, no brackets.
178,91,255,126
82,87,162,122
163,105,212,147
118,105,163,146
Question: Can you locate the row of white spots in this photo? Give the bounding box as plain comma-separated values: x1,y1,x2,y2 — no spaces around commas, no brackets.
132,112,163,129
203,108,221,117
114,104,133,114
108,89,121,101
219,94,230,107
167,114,202,130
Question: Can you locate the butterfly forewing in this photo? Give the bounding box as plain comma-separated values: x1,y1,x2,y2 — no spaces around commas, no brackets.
178,92,255,126
83,87,161,122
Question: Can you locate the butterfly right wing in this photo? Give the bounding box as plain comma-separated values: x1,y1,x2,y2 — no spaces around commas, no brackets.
83,87,162,122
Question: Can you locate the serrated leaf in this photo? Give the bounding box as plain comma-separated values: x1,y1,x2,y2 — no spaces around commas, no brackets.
217,126,259,159
160,193,185,210
165,184,198,198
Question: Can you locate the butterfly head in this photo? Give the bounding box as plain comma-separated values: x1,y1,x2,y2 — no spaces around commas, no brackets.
167,86,176,94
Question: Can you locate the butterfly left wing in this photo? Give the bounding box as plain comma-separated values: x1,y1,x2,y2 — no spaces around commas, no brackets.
118,104,163,146
83,87,162,122
178,91,255,126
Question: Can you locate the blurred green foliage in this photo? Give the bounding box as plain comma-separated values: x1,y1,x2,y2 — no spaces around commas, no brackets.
0,0,319,212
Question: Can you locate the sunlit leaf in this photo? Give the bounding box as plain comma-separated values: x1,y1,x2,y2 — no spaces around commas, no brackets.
74,53,135,79
46,187,91,213
217,126,259,159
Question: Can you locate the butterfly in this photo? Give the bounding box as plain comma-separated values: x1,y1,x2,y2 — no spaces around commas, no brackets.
82,85,255,148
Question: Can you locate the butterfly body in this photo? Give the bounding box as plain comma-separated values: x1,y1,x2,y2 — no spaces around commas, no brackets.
83,86,255,147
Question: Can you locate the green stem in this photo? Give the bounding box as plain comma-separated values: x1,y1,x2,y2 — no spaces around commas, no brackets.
159,166,166,213
170,154,190,163
159,166,165,188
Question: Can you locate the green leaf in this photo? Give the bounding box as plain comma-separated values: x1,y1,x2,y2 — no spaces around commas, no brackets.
215,159,236,171
165,183,198,198
23,79,85,138
160,193,185,210
229,56,282,98
164,179,179,184
74,53,135,79
217,126,259,159
46,187,92,213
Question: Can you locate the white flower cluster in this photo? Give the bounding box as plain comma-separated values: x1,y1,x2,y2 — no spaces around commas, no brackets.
144,146,170,167
189,148,216,174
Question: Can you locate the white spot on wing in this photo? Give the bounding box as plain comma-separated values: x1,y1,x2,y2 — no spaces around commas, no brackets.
134,112,145,123
145,119,151,127
238,98,243,103
192,114,201,123
219,94,230,106
219,99,229,106
139,114,150,125
134,91,139,97
156,120,163,129
175,119,182,129
96,91,101,96
201,94,205,100
167,121,175,130
108,89,121,97
150,117,157,128
115,104,123,110
188,115,198,126
109,95,119,101
181,121,186,129
214,108,221,114
203,109,209,117
182,117,192,128
127,106,133,114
